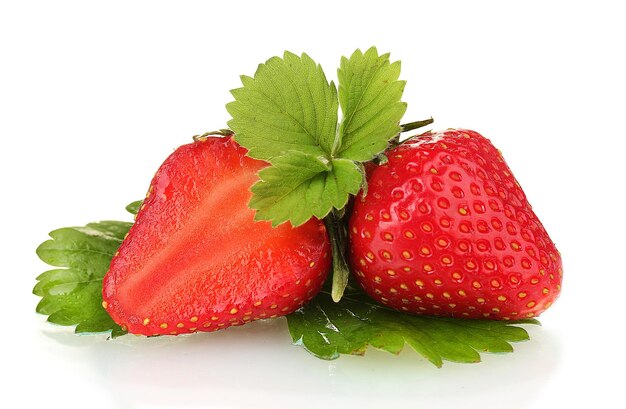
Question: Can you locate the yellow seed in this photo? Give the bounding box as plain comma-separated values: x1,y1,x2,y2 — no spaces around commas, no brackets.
426,293,435,299
530,278,539,284
423,264,433,272
415,279,425,287
382,251,392,259
211,316,219,321
374,276,382,283
497,295,507,301
458,290,467,297
160,323,168,329
452,272,462,280
472,281,481,289
387,269,396,276
404,231,415,238
477,298,486,303
527,301,536,308
449,303,457,308
176,323,184,329
143,318,150,326
459,208,468,215
390,288,398,294
190,316,198,323
434,279,443,285
281,306,290,312
400,283,408,290
443,292,451,299
309,261,315,267
543,288,550,295
518,292,527,299
189,327,197,331
270,304,277,309
230,308,238,314
492,307,500,313
102,301,108,309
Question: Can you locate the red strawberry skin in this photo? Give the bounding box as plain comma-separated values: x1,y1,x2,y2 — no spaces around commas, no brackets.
102,136,330,335
348,129,562,320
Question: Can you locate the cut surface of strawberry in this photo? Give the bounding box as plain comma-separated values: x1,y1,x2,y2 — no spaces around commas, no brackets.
102,136,330,335
348,129,562,320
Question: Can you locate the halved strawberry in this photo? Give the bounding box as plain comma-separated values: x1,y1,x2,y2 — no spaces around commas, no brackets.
348,129,562,320
102,136,330,335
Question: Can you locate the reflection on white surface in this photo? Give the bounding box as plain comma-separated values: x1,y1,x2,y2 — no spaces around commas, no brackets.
39,317,561,409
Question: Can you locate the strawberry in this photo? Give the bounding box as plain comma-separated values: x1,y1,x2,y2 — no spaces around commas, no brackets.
348,129,562,320
102,135,330,335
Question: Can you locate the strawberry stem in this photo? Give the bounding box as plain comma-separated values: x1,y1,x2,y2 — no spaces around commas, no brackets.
193,129,235,141
389,117,434,148
400,117,434,133
324,209,351,302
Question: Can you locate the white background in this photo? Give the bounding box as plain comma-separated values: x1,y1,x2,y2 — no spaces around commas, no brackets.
2,1,624,408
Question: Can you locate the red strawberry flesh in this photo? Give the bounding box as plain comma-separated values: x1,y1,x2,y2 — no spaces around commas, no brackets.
103,136,330,335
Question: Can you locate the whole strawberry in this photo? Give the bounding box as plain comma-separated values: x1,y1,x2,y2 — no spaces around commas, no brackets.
102,135,330,335
348,129,562,320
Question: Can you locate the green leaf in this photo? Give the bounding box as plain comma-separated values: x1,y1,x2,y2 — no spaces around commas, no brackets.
125,200,143,215
336,47,407,161
226,48,409,230
287,284,539,367
227,51,339,161
34,220,131,336
250,152,362,227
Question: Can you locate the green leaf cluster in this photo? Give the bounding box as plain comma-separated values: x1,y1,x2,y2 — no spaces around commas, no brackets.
34,218,132,337
287,284,538,367
227,47,406,227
